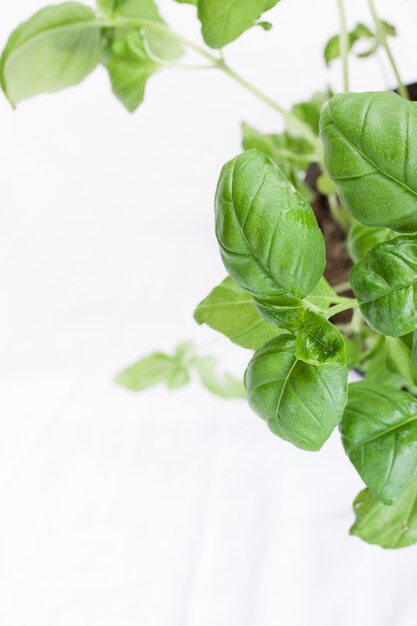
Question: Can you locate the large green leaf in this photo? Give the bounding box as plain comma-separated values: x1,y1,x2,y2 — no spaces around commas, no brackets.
321,92,417,233
350,235,417,336
198,0,281,48
194,276,282,350
347,222,395,263
0,2,103,106
106,31,157,112
245,335,348,451
351,482,417,549
215,150,325,302
341,382,417,504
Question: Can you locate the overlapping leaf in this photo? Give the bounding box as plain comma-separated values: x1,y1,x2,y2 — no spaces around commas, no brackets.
341,382,417,504
245,335,348,451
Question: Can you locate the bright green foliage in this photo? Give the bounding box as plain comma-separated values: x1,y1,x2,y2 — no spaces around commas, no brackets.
215,150,325,301
245,335,348,451
106,32,158,111
321,92,417,232
295,311,346,366
385,334,417,389
324,21,396,67
254,278,342,334
194,276,282,350
347,222,395,263
351,482,417,549
341,382,417,504
116,341,245,398
0,3,103,106
241,122,314,201
198,0,281,48
350,236,417,337
194,356,246,398
98,0,161,19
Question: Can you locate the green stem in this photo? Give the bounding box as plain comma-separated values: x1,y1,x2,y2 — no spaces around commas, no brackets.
334,281,351,294
367,0,409,99
325,299,359,319
104,17,323,156
336,0,349,92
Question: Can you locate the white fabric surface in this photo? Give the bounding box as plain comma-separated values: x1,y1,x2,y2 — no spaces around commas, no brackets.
1,1,417,624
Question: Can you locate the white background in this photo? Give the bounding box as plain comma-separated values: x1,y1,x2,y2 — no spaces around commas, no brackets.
1,1,417,624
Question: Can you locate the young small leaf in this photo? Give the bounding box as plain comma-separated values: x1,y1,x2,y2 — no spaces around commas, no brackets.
341,382,417,505
115,352,178,391
0,3,104,106
295,312,346,366
106,31,158,112
385,335,417,388
215,150,325,302
350,236,417,336
245,335,348,451
321,92,417,232
347,222,395,263
351,483,417,549
194,276,282,350
194,356,246,399
198,0,281,48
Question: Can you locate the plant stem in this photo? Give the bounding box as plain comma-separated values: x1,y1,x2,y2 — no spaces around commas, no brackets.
104,17,323,157
325,299,359,319
217,60,322,155
334,281,351,294
336,0,349,92
367,0,409,99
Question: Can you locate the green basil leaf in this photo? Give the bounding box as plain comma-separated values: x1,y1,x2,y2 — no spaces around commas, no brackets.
194,276,282,350
363,336,409,389
215,150,325,302
198,0,281,48
350,482,417,549
317,174,337,196
341,382,417,504
106,31,157,112
241,123,314,202
350,235,417,336
295,311,346,366
115,352,179,391
0,2,103,106
175,0,197,4
385,334,417,388
167,365,190,389
321,92,417,232
324,22,375,67
245,335,348,451
194,356,246,398
98,0,161,18
347,221,395,263
254,277,340,333
101,0,182,61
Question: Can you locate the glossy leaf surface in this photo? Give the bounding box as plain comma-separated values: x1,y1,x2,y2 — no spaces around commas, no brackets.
351,482,417,549
0,2,103,105
194,276,282,350
295,311,346,366
198,0,281,48
321,92,417,232
245,335,348,451
341,382,417,504
350,236,417,336
215,150,325,302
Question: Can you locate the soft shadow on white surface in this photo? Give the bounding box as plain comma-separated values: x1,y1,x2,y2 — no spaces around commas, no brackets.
1,1,417,625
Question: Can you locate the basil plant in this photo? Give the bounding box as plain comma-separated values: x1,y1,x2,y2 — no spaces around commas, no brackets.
3,0,417,549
